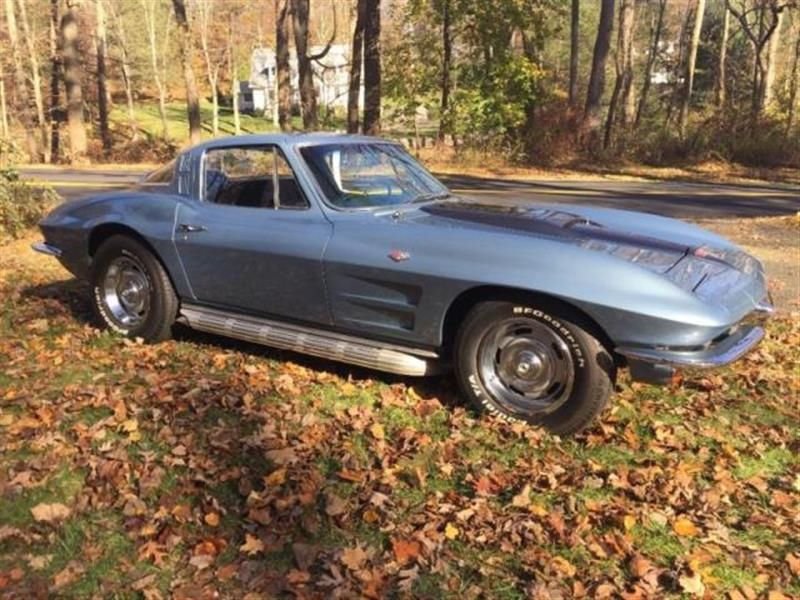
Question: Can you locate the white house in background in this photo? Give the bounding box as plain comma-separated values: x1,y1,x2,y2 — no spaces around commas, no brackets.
238,44,360,115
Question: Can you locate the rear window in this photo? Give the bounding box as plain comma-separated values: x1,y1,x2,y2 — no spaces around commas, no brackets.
143,160,176,185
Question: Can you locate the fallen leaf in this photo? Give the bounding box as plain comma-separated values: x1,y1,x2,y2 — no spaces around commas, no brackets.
370,423,385,440
392,538,421,565
341,546,368,570
52,561,85,590
30,502,71,523
673,517,700,537
204,512,220,527
629,554,655,578
679,572,705,597
444,523,459,540
239,533,264,556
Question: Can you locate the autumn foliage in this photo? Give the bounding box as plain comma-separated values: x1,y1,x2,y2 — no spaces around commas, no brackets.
0,232,798,598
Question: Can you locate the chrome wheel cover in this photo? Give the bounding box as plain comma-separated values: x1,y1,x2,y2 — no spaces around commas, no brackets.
101,256,150,328
477,318,575,415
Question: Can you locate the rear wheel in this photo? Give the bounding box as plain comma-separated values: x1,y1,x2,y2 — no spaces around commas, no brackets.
454,300,614,435
91,235,178,342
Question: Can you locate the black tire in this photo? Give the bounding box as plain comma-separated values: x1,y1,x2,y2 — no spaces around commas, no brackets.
454,300,615,435
91,234,178,343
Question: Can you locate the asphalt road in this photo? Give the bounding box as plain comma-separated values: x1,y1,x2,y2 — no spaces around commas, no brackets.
19,166,800,219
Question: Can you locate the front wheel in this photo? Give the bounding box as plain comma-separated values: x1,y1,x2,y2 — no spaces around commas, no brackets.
91,235,178,342
454,300,615,435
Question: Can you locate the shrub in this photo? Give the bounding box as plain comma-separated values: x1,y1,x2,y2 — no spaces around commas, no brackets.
0,167,60,240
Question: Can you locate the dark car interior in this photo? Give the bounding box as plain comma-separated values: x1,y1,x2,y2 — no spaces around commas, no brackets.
205,169,307,209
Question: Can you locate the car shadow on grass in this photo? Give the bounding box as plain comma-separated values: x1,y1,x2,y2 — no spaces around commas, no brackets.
21,277,464,413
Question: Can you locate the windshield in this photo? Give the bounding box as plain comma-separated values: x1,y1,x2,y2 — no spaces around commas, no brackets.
300,143,449,209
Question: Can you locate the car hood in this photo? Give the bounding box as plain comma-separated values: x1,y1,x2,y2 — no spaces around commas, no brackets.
417,200,729,255
413,199,766,305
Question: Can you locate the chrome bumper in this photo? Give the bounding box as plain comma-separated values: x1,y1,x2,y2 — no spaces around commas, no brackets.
31,242,62,257
618,324,765,369
619,300,772,383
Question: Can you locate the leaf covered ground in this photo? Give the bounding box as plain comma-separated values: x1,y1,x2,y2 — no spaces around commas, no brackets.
0,225,798,600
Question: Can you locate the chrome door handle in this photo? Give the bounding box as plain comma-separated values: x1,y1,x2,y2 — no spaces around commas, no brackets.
178,223,207,233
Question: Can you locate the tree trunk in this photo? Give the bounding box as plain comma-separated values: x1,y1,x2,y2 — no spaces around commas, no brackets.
568,0,579,106
438,0,452,141
227,13,241,135
764,8,784,109
635,0,666,128
726,1,785,118
107,1,138,139
142,0,169,138
198,0,219,136
61,0,88,163
715,5,729,107
678,0,706,138
95,0,111,155
4,0,39,160
276,0,292,131
16,0,49,161
362,0,381,135
0,62,8,140
604,0,635,149
787,24,800,136
582,0,615,149
49,0,61,161
347,0,366,133
291,0,318,129
172,0,202,144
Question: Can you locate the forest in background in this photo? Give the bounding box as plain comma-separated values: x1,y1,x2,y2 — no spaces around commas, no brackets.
0,0,799,169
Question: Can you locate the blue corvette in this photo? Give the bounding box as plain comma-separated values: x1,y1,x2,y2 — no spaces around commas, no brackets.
34,134,772,434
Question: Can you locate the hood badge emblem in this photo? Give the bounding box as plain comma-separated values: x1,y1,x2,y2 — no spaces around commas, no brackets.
388,249,410,262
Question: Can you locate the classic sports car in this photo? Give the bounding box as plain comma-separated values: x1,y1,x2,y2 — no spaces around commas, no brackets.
34,134,772,434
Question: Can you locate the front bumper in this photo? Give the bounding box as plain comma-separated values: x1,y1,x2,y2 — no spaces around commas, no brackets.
32,241,63,257
618,300,773,384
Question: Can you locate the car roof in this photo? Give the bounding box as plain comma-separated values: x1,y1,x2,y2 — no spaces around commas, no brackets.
189,132,397,153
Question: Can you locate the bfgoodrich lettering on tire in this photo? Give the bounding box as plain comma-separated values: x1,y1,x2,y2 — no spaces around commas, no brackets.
91,235,178,343
454,300,615,435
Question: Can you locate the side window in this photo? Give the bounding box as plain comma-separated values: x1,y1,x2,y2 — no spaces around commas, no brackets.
203,146,308,210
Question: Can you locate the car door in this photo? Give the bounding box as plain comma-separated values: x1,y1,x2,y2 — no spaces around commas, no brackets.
173,144,333,326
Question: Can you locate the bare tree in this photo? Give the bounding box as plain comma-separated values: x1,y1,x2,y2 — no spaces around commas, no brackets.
16,0,49,161
787,21,800,134
142,0,171,139
347,0,366,133
635,0,667,128
95,0,111,155
291,0,335,129
227,10,241,135
49,0,61,160
764,8,785,107
568,0,579,106
604,0,636,149
276,0,292,131
726,0,791,115
439,0,452,140
678,0,706,137
363,0,381,134
715,4,730,106
107,0,139,139
172,0,202,144
291,0,317,128
582,0,615,148
61,0,88,162
4,0,39,160
198,0,222,136
0,61,8,140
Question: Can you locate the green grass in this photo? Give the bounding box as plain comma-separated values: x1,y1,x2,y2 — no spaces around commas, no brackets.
0,466,84,529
